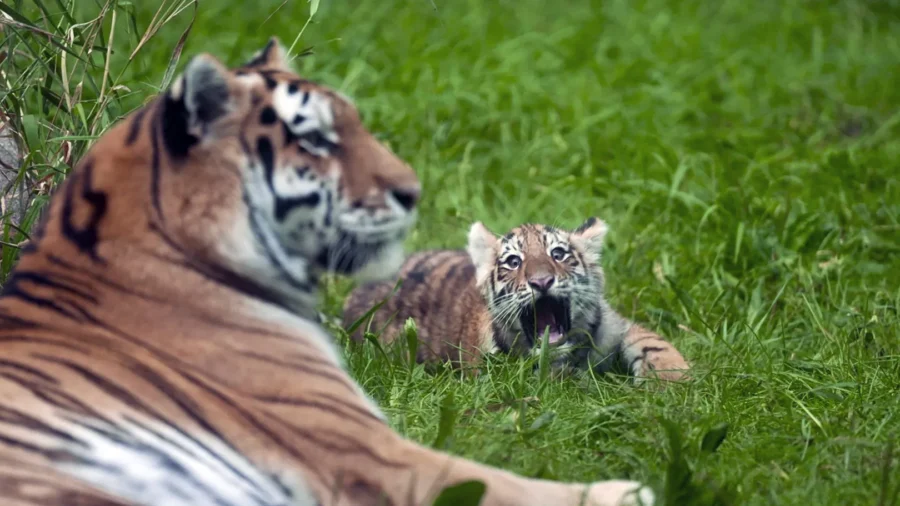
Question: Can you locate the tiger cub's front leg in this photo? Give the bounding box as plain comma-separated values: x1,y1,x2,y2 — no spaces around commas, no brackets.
619,323,690,382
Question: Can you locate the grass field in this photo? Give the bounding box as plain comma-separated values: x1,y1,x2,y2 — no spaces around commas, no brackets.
2,0,899,504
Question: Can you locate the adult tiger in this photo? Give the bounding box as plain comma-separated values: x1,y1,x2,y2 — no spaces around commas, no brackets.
0,39,653,506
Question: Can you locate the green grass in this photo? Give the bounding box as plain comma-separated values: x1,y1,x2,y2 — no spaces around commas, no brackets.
2,0,899,505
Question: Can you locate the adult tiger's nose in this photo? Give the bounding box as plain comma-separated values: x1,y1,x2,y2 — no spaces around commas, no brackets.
528,276,555,293
390,186,421,212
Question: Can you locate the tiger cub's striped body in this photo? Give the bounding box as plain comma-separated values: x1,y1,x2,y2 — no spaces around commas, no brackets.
343,249,494,365
344,219,690,382
0,39,652,505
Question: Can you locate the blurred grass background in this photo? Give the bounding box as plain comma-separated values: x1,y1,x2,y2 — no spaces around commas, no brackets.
1,1,899,505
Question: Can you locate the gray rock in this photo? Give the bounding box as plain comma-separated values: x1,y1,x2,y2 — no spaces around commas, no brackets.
0,120,29,229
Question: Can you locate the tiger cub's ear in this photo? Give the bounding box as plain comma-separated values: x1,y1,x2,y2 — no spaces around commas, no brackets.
242,37,290,70
467,222,499,285
569,217,608,264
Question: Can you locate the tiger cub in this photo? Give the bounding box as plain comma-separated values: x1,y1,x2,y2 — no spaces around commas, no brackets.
343,217,690,381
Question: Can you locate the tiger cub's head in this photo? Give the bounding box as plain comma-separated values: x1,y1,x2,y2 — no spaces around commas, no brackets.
466,218,609,359
43,38,419,313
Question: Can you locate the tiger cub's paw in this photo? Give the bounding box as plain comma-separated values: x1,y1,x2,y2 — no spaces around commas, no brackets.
633,350,691,385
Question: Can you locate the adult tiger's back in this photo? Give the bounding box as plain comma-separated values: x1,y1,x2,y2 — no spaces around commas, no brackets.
0,39,652,506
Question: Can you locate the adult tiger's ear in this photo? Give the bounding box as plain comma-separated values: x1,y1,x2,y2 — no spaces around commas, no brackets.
569,217,608,264
242,37,290,70
467,222,499,285
164,53,232,155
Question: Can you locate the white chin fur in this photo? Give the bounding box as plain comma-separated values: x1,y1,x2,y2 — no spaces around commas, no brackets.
350,241,405,283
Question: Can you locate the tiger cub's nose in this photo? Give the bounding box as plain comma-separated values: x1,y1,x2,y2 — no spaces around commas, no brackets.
528,276,555,293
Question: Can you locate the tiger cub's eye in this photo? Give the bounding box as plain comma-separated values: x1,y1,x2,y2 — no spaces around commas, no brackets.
503,255,522,269
550,247,568,262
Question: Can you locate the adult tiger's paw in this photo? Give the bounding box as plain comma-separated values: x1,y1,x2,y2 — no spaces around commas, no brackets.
584,480,655,506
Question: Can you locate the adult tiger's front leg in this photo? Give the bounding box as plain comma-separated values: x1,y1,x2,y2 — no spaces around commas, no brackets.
235,355,653,506
184,316,653,506
363,435,654,506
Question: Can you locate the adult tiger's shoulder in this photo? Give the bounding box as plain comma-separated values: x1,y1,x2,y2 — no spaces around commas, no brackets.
0,38,652,506
343,218,690,382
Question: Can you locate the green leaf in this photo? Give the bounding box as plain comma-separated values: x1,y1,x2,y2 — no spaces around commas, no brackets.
538,326,551,386
528,410,556,432
878,439,899,506
403,317,419,369
0,3,36,25
700,423,729,455
530,460,559,480
20,115,41,153
432,391,458,450
431,480,486,506
0,5,89,63
160,0,198,91
344,277,402,336
363,332,391,363
660,417,693,505
47,135,101,142
287,0,322,58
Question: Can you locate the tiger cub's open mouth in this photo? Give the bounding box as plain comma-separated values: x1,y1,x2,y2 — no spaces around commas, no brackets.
520,296,571,346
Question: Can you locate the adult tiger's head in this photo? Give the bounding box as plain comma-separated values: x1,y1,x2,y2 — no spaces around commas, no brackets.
28,38,419,313
466,218,609,359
